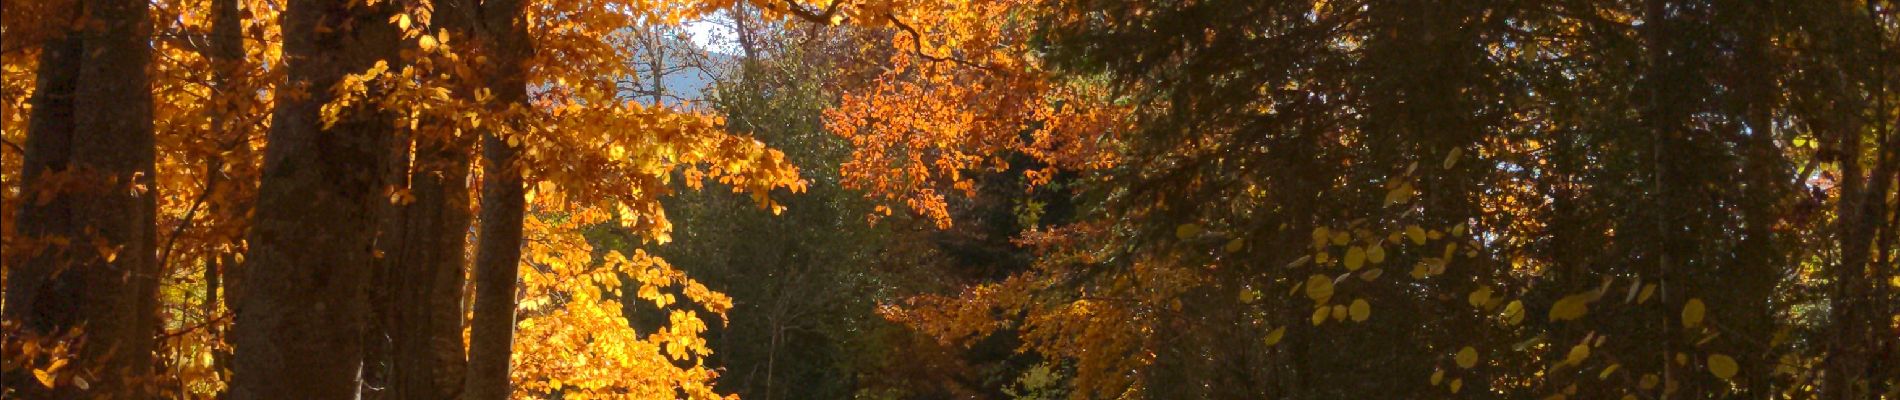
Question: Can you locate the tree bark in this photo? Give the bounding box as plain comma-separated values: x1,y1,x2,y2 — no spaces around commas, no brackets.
204,0,246,389
464,0,533,396
2,0,159,395
227,0,400,396
380,135,473,400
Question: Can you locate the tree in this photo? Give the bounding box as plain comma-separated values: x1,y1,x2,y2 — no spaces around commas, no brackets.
462,0,532,395
226,0,401,396
3,0,160,395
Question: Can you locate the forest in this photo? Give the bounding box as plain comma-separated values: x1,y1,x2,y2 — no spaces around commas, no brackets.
1,0,1897,398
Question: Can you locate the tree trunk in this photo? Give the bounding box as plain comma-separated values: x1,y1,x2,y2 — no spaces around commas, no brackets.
464,0,533,396
381,135,473,400
3,10,82,341
227,0,400,396
204,0,246,388
2,0,158,395
365,122,412,400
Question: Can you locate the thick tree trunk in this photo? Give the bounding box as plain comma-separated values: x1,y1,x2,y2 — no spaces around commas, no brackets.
2,0,158,395
464,0,532,396
381,137,473,400
227,0,400,396
365,124,412,400
3,14,82,340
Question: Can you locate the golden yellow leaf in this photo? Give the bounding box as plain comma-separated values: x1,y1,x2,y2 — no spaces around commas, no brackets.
1430,369,1445,385
1311,306,1330,326
1305,274,1334,303
1549,293,1593,322
1708,354,1738,380
1468,286,1493,308
1503,300,1526,325
1449,378,1463,393
1349,298,1371,322
1682,298,1706,328
1175,223,1203,240
1563,343,1590,366
1406,225,1427,245
33,369,53,388
1264,327,1286,346
1365,244,1386,264
1385,183,1414,206
1456,346,1479,369
1344,246,1366,271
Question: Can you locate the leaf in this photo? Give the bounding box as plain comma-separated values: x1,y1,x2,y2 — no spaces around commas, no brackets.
1311,227,1331,248
1549,293,1593,322
1349,298,1371,322
1330,304,1348,321
1431,369,1445,385
1503,300,1526,325
1443,147,1463,169
1455,346,1479,369
1600,363,1621,380
1286,255,1312,268
1385,182,1414,206
1682,298,1706,328
1406,225,1427,245
1637,283,1657,304
1304,274,1334,303
1449,378,1463,394
1311,306,1330,326
1562,343,1591,366
1365,244,1386,264
1708,354,1738,380
1264,327,1286,346
1468,286,1493,308
33,369,53,388
1224,238,1245,253
1175,223,1203,240
1344,246,1366,271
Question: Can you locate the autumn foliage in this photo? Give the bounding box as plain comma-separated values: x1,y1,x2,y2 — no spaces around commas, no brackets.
4,0,1900,399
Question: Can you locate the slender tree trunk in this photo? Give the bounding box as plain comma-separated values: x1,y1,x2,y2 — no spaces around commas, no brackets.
227,0,400,396
464,1,533,397
2,0,158,395
203,0,245,389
